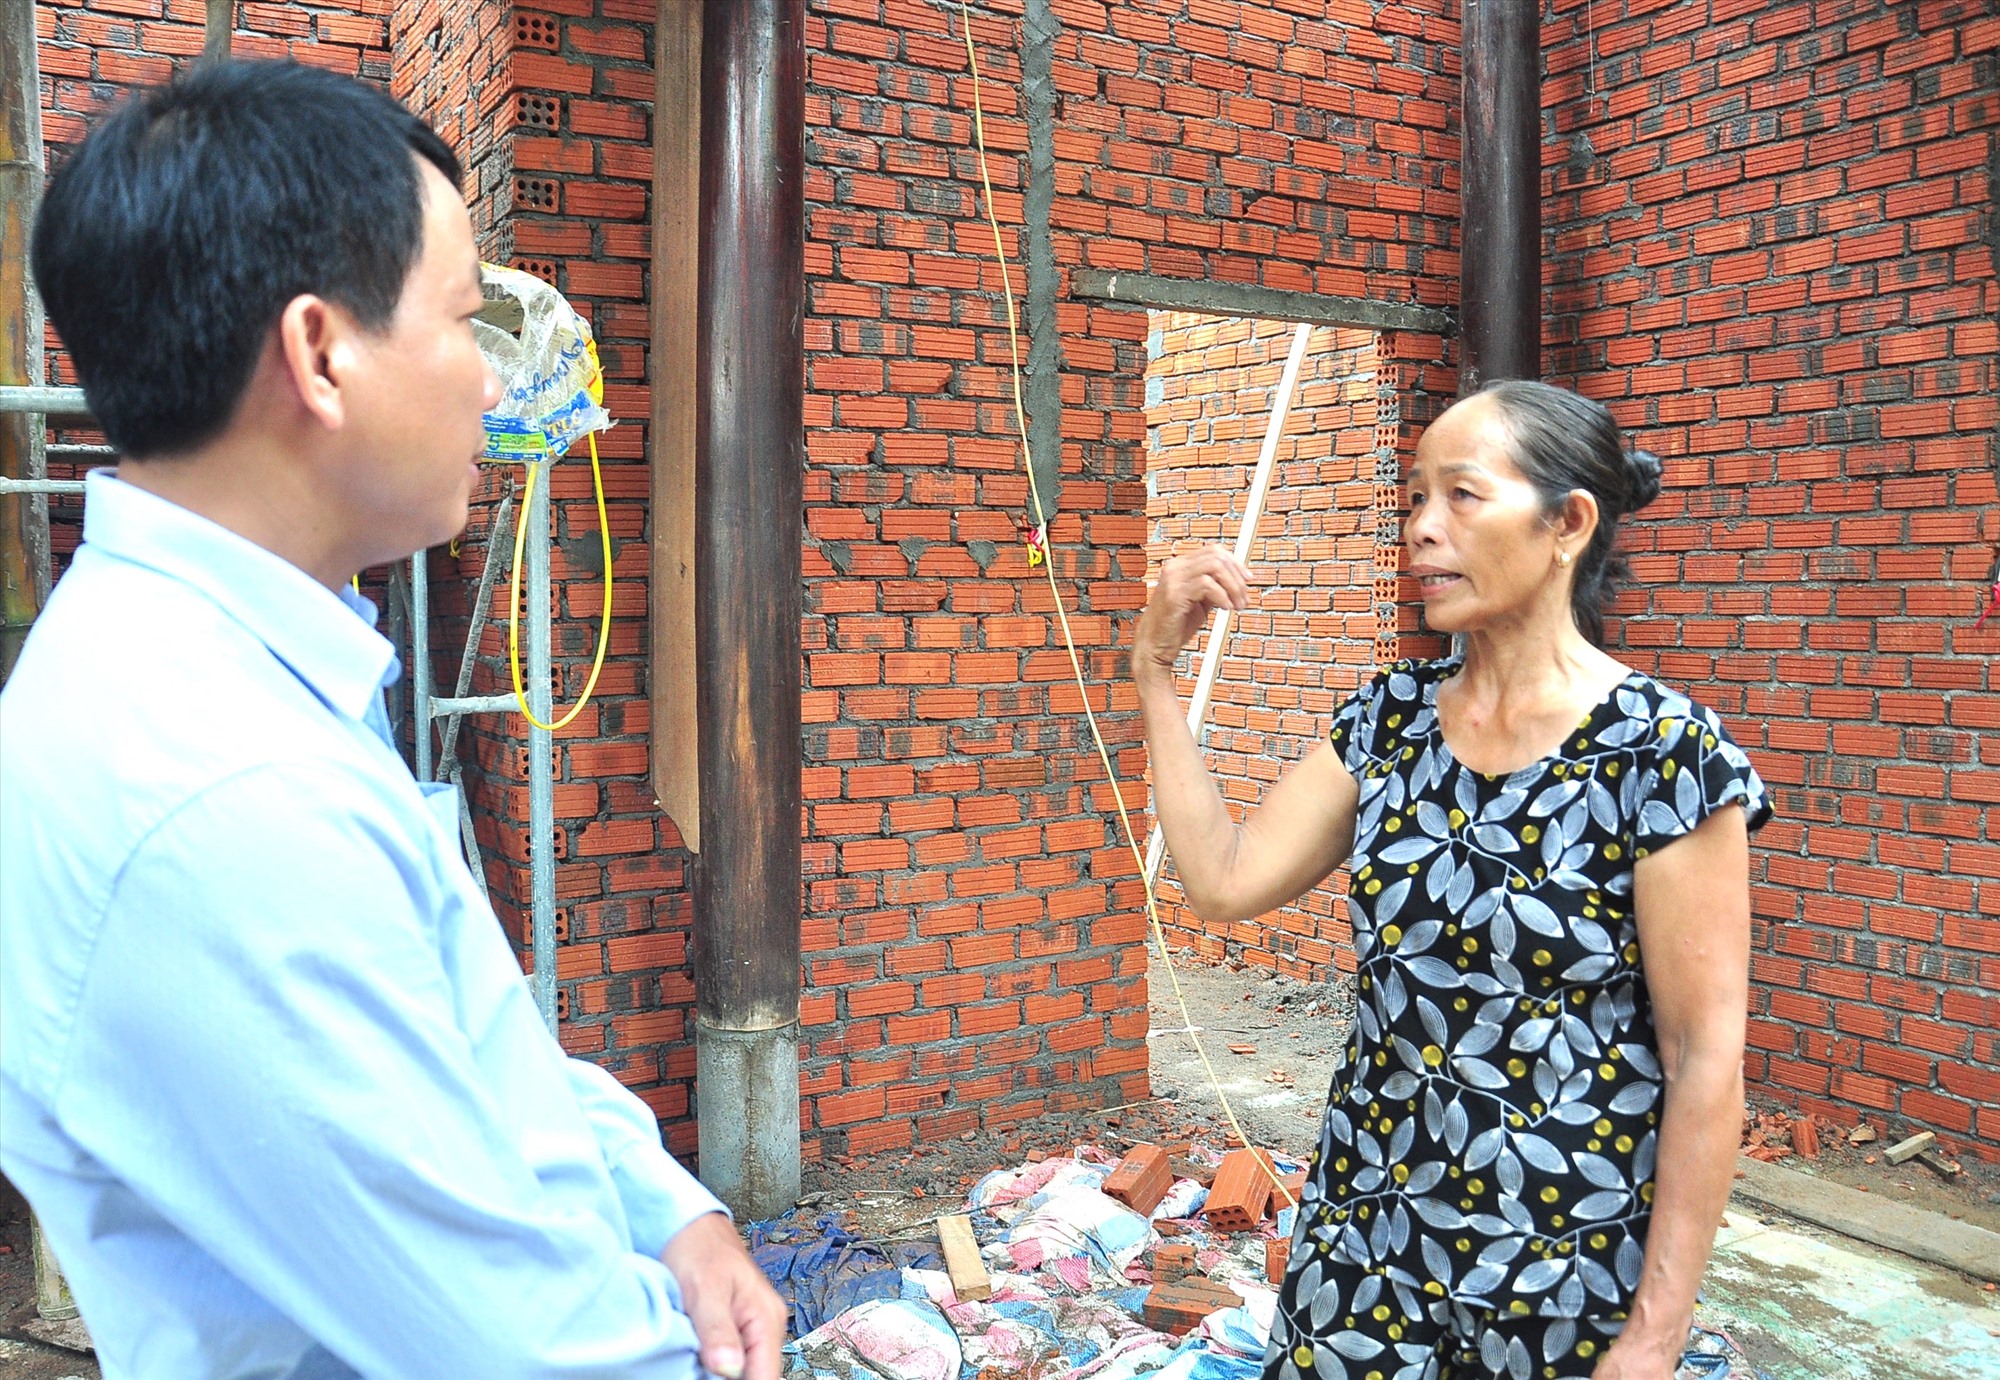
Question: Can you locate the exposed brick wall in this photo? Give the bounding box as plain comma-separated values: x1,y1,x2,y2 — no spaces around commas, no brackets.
788,0,1457,1159
30,0,1459,1163
388,0,696,1142
1143,313,1379,977
33,0,394,565
399,0,1461,1162
45,0,1993,1168
1543,0,1999,1158
37,0,391,157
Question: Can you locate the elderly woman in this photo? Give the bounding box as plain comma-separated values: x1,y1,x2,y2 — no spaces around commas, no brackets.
1137,381,1768,1380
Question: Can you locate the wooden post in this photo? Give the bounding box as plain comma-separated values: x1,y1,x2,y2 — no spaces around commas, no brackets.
651,0,702,851
687,0,805,1218
1458,0,1541,393
0,0,49,682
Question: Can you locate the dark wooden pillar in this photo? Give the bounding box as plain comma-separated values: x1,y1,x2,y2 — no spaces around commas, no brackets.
1458,0,1542,393
688,0,804,1217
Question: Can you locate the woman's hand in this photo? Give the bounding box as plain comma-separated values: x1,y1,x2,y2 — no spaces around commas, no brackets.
1135,547,1251,685
1590,1328,1681,1379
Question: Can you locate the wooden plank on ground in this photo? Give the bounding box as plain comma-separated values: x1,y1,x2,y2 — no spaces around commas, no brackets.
1884,1131,1936,1165
937,1213,991,1302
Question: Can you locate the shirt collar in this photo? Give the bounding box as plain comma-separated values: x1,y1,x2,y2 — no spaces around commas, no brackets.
80,471,398,722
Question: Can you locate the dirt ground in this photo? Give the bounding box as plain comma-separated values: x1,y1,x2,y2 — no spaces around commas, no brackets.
795,955,1355,1232
1733,1094,2000,1237
802,950,2000,1245
0,1178,97,1379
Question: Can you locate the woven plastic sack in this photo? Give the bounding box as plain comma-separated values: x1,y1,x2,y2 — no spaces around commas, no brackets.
473,263,611,461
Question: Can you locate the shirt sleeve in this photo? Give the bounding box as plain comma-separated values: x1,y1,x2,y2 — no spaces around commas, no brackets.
1631,703,1772,856
56,761,704,1379
563,1056,728,1259
1327,669,1384,774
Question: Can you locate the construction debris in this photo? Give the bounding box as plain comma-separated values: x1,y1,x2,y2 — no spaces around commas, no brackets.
1917,1151,1963,1180
773,1140,1775,1380
751,1214,944,1334
1142,1276,1242,1336
1885,1131,1937,1166
1103,1144,1173,1215
1202,1149,1275,1232
1144,1240,1194,1284
1263,1237,1289,1285
936,1214,990,1303
1742,1108,1795,1162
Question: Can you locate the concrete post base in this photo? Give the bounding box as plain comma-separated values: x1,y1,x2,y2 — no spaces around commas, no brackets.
694,1018,801,1220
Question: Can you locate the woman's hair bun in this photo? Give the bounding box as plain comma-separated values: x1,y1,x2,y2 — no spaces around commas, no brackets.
1624,448,1662,511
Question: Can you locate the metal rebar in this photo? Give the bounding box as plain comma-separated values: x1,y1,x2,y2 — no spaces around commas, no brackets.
411,550,432,783
431,692,517,717
435,488,515,767
383,561,409,744
452,762,492,904
0,477,83,496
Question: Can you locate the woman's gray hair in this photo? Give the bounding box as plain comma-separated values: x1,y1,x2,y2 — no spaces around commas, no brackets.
1475,380,1662,646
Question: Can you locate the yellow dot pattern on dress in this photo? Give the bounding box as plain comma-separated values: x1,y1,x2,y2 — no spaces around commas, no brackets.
1268,657,1767,1375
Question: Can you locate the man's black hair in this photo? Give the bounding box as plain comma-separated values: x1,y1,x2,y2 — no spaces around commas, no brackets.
30,60,462,459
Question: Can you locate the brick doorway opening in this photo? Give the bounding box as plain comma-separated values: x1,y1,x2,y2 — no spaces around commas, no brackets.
1139,312,1384,985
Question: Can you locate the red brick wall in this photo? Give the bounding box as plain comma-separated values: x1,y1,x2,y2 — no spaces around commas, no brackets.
390,0,1461,1163
33,0,394,563
389,0,695,1140
47,0,1994,1166
1544,0,1999,1157
788,0,1457,1158
37,0,391,157
1143,313,1379,977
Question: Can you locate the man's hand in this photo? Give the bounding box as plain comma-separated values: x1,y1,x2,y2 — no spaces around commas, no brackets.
660,1211,787,1380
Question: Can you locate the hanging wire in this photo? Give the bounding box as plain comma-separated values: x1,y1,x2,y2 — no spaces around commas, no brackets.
956,0,1296,1207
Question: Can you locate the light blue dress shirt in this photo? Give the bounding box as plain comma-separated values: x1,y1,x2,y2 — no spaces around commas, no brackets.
1,472,722,1378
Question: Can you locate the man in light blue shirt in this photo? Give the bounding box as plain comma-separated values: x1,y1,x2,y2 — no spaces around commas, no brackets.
1,60,786,1377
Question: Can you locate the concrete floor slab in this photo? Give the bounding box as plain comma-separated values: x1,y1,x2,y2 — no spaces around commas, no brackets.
1698,1209,2000,1380
1731,1156,2000,1282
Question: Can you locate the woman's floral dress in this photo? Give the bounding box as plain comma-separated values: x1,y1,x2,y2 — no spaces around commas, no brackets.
1266,657,1769,1379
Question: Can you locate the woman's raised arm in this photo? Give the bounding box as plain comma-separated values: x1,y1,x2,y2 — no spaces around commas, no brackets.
1135,547,1362,927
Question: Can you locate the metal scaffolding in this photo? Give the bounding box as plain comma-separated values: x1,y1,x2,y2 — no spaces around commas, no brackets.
409,478,562,1033
0,384,563,1035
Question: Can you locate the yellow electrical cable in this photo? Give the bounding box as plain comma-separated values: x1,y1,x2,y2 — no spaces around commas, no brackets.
507,430,614,732
956,2,1295,1209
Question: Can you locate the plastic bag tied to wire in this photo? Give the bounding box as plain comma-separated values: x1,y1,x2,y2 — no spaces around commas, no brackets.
472,263,617,733
474,262,612,461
